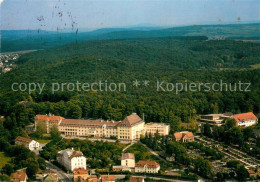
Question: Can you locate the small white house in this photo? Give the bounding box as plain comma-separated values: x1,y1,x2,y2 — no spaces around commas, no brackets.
135,160,160,173
57,148,86,172
113,153,135,172
121,153,135,168
15,136,40,151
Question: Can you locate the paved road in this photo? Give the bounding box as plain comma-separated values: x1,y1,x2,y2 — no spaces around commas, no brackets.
45,161,73,182
140,143,168,163
122,142,134,152
113,174,195,182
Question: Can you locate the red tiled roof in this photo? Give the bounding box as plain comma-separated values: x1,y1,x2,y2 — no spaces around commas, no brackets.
232,112,258,123
101,175,115,181
135,160,160,168
35,114,64,121
60,119,118,127
11,171,27,182
35,114,49,120
121,153,135,160
15,136,33,144
174,131,194,140
74,168,88,174
49,115,64,121
247,169,256,174
119,113,143,127
129,176,144,182
88,176,98,182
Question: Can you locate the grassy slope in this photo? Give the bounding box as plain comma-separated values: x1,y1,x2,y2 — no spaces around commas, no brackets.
125,143,172,171
0,152,11,168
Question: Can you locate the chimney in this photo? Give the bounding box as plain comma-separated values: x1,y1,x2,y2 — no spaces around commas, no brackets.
142,113,145,122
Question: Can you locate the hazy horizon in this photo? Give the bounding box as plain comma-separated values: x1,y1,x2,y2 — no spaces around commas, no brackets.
1,0,260,31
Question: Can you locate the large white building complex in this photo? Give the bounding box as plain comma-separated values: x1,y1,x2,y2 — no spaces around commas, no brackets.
35,113,169,141
57,148,87,172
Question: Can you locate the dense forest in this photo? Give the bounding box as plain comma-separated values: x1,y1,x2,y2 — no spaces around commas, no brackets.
0,37,259,137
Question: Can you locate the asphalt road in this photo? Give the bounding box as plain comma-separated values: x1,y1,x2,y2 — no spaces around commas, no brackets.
45,161,73,182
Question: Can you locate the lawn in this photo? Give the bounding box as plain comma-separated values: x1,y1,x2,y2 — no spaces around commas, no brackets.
0,152,11,168
250,63,260,69
37,139,51,144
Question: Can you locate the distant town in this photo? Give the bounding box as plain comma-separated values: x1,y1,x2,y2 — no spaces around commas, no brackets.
0,53,19,74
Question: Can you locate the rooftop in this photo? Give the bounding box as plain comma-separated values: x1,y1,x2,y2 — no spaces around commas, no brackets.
100,175,115,181
119,113,143,127
15,136,33,144
60,119,119,127
11,171,27,182
73,168,88,174
174,131,194,140
121,153,135,160
135,160,160,168
232,112,258,123
58,148,85,159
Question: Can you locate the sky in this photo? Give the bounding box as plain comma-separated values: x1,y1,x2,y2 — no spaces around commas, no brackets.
0,0,259,31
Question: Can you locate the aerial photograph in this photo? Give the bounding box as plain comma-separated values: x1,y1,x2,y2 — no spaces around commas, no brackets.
0,0,259,181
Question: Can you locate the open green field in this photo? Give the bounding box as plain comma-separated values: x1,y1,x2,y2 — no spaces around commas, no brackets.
250,63,260,69
37,139,51,144
0,152,11,168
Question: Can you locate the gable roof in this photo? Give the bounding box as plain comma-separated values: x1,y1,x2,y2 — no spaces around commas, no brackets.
69,150,84,159
73,168,88,174
129,176,144,182
121,153,135,160
174,131,194,140
119,113,143,127
11,171,27,182
35,114,64,121
58,148,85,159
232,112,258,123
15,136,33,144
135,160,160,168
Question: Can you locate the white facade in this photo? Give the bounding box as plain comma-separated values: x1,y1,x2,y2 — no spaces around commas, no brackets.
121,153,135,168
57,148,87,171
36,113,145,141
131,122,145,140
232,112,258,127
135,165,160,173
237,119,258,127
15,137,40,151
144,122,170,136
27,140,40,151
121,158,135,168
135,161,160,173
